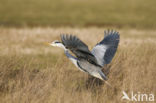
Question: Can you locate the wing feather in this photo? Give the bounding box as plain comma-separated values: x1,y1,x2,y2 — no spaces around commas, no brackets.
61,34,98,65
91,30,120,66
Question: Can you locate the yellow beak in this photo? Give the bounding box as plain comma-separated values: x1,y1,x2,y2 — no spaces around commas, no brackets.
45,42,51,45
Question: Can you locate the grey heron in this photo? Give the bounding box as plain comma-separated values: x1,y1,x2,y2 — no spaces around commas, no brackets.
49,30,120,86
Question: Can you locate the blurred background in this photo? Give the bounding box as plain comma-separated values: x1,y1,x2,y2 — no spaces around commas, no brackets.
0,0,156,29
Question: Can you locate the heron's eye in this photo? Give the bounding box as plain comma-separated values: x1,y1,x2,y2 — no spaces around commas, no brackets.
55,41,60,43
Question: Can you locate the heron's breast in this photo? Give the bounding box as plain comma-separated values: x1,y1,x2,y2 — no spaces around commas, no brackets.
78,59,100,73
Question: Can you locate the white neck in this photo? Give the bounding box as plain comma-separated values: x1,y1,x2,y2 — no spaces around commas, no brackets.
53,43,67,51
58,43,66,50
52,42,85,72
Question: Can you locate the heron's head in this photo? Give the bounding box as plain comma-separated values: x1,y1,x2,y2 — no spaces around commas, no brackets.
48,40,65,49
49,40,61,46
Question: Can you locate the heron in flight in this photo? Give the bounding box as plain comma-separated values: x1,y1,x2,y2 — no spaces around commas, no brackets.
49,30,120,85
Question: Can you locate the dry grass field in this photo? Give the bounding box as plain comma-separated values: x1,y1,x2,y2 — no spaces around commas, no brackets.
0,27,156,103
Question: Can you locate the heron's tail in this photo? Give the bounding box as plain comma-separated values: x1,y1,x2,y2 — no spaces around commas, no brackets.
99,71,108,80
99,71,112,87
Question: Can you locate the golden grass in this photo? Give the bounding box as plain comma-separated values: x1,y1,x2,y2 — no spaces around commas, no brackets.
0,27,156,103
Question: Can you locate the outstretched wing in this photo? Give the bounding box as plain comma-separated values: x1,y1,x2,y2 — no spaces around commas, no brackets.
91,30,120,67
61,34,98,65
